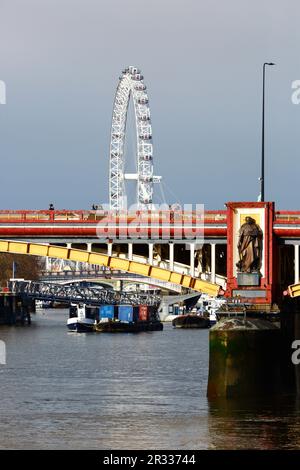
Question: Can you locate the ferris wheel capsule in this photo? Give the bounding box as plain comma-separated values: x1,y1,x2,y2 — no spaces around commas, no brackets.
139,114,150,121
132,74,144,81
128,66,140,74
139,133,152,140
135,83,147,91
137,96,148,104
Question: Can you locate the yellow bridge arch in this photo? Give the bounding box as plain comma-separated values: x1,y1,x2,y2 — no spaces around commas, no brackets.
0,240,221,296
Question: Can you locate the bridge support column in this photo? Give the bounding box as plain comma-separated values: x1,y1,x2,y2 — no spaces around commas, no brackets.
190,243,195,277
211,243,216,284
128,243,133,261
295,244,299,284
107,242,112,257
65,244,73,271
169,243,174,271
45,257,51,272
207,318,281,398
148,243,153,265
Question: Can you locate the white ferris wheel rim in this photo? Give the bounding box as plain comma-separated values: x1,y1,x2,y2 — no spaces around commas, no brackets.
109,66,156,210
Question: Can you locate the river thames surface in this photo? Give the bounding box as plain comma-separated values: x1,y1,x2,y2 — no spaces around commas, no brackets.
1,309,300,450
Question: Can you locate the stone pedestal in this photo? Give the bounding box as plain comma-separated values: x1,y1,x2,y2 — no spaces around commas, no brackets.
237,272,260,286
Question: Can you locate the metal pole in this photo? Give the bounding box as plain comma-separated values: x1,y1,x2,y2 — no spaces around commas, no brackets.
295,244,299,284
211,243,216,283
261,62,275,202
261,64,266,202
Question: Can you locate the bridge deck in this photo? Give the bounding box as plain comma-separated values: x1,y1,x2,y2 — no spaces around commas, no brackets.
0,240,220,296
0,210,298,239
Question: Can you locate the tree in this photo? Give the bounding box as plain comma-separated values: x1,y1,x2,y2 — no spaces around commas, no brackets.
0,254,41,286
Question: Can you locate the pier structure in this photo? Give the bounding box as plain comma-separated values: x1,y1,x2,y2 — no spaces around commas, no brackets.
0,289,33,325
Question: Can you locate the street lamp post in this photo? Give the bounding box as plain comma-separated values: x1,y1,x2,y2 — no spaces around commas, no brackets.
260,62,275,202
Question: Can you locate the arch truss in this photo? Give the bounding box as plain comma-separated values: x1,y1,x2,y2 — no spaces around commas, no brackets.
109,66,161,210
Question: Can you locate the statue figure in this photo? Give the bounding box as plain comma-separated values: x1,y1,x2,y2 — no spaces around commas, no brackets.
194,246,210,274
236,216,263,273
153,244,169,268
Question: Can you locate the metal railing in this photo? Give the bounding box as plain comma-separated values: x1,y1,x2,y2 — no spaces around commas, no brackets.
0,209,228,224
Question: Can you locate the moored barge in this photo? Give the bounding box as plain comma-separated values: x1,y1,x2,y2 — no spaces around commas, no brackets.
67,303,163,333
172,314,210,329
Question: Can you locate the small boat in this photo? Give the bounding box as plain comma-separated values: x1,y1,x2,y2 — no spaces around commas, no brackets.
196,295,227,326
35,300,52,310
172,313,210,329
209,310,217,326
67,303,97,332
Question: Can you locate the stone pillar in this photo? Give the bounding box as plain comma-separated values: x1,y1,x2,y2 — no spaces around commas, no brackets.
207,318,281,398
169,243,174,271
128,243,133,261
211,243,216,283
295,244,299,284
148,243,153,265
190,243,195,277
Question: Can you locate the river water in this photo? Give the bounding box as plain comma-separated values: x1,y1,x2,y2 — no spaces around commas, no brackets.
0,309,300,450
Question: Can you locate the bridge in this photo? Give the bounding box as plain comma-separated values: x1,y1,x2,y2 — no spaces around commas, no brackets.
0,239,220,296
40,269,184,293
1,66,300,304
0,203,299,302
8,279,161,307
0,206,299,290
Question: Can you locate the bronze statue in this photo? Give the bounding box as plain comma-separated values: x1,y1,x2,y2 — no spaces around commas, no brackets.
236,216,263,273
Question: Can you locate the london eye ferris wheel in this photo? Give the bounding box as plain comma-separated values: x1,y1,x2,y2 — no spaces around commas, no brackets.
109,66,161,210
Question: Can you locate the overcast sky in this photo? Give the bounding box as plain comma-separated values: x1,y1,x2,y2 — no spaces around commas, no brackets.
0,0,300,210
